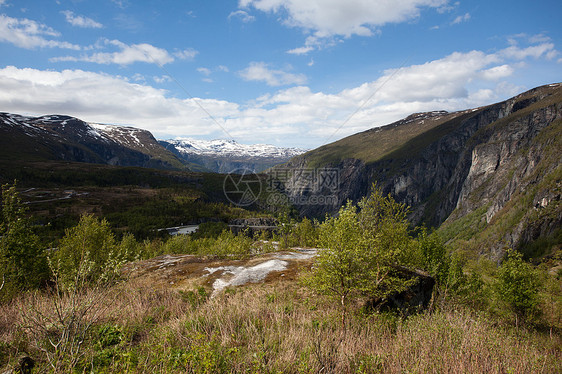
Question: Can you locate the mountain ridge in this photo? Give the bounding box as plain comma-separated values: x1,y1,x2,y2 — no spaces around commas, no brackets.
159,138,306,173
272,83,562,260
0,113,304,173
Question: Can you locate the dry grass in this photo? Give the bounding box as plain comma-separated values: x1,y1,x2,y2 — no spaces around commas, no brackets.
1,275,560,373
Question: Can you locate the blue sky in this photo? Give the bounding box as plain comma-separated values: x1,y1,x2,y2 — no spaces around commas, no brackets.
0,0,560,148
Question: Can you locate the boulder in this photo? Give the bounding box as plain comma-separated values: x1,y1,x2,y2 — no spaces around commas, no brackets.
366,266,435,315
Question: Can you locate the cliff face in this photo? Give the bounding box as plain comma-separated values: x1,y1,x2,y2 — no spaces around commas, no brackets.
273,84,562,258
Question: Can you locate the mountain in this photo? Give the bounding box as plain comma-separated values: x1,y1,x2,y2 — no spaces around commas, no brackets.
272,83,562,260
0,113,196,171
159,138,306,173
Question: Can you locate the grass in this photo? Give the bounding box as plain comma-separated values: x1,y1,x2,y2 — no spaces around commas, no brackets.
1,276,560,373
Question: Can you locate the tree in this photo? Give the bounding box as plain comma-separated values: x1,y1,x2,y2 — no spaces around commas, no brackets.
0,182,47,298
49,214,134,291
309,185,418,326
496,249,541,326
418,230,449,286
309,201,365,326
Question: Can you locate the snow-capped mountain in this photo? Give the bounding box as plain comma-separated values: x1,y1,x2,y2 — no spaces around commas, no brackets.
0,112,304,173
0,113,188,170
159,138,307,173
162,138,305,159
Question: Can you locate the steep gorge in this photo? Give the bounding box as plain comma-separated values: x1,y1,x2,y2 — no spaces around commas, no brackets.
273,83,562,258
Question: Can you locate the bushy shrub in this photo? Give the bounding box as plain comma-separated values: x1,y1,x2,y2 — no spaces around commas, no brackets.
309,185,419,324
49,214,138,291
495,249,541,326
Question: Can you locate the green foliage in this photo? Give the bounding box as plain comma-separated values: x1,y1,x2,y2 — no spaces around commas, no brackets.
49,214,138,291
309,185,418,321
168,333,237,373
309,201,366,308
495,249,541,325
0,182,48,298
416,230,487,307
418,230,449,285
192,221,229,239
179,287,209,309
158,229,254,259
274,215,320,249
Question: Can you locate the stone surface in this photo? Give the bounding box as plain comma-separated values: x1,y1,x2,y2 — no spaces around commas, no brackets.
365,267,436,315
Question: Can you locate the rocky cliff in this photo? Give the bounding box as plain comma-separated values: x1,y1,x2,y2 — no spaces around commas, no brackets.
272,83,562,259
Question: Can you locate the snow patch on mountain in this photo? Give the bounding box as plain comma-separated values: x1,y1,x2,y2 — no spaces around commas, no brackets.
163,137,306,159
89,123,146,148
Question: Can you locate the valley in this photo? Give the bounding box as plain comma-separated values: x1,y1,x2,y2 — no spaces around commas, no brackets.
0,83,561,373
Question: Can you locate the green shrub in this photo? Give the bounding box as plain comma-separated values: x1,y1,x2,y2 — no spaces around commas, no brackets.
495,249,541,326
0,182,48,299
49,214,136,291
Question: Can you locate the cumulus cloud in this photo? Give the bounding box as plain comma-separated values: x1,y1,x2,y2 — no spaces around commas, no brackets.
51,39,177,65
61,10,103,28
500,43,556,60
240,0,447,39
0,66,238,138
1,41,558,148
0,14,80,49
239,62,307,86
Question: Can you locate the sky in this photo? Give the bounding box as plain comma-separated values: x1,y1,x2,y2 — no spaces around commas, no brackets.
0,0,560,149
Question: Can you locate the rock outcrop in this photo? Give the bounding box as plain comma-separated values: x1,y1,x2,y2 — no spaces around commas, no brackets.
365,267,435,315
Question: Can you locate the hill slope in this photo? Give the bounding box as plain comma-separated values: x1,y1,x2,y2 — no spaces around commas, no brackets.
273,83,562,259
0,113,189,170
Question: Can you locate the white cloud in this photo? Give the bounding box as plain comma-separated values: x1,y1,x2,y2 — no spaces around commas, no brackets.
451,12,470,25
528,33,552,44
61,10,103,29
51,39,175,65
111,0,129,9
240,0,447,38
437,1,459,13
1,41,558,148
0,14,80,50
174,48,198,60
500,43,556,60
480,64,514,80
197,67,212,76
239,62,307,86
286,35,330,55
0,66,238,138
287,46,314,55
228,10,255,23
153,75,171,83
131,73,145,82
